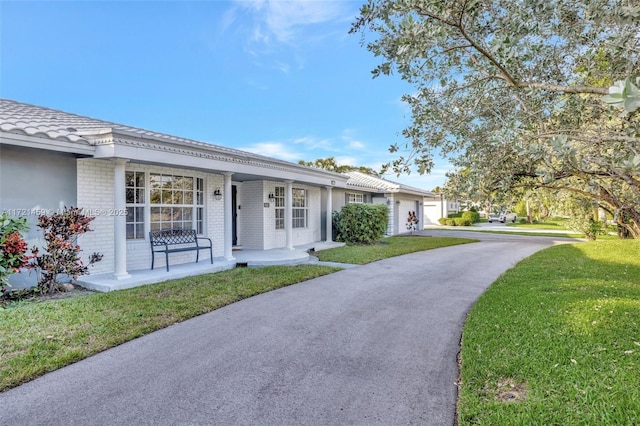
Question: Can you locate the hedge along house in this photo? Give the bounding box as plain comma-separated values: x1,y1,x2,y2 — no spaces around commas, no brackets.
0,99,349,291
334,171,435,236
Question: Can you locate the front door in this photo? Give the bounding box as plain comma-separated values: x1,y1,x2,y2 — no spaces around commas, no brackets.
232,185,238,246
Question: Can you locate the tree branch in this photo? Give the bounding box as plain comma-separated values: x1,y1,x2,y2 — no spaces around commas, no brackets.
516,81,609,95
455,12,518,86
413,5,458,28
412,3,610,96
534,132,640,144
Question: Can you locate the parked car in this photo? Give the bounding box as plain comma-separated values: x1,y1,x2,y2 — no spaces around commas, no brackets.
487,213,501,223
488,211,517,223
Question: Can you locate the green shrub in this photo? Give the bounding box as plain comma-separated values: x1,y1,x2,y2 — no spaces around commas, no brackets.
454,217,472,226
519,218,527,224
563,197,607,240
446,218,457,226
515,200,528,217
438,217,448,225
332,203,388,244
447,212,462,218
461,211,480,223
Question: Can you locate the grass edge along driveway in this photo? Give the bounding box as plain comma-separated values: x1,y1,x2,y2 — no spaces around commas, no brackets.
0,235,475,392
458,239,640,425
315,235,477,264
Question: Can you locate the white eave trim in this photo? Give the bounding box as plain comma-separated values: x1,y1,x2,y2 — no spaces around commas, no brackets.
85,128,349,180
0,131,95,156
397,188,437,197
89,136,350,187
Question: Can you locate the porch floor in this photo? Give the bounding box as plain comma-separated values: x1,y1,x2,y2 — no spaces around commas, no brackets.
77,241,346,292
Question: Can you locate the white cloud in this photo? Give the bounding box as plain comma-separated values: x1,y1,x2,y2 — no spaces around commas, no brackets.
220,6,238,34
334,156,357,166
348,140,365,149
236,0,351,44
251,24,270,45
221,1,355,76
237,129,448,180
274,61,290,74
239,142,303,161
339,129,367,150
292,135,336,151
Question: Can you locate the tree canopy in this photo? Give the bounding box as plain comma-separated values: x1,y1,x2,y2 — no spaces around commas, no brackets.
351,0,640,237
298,157,380,176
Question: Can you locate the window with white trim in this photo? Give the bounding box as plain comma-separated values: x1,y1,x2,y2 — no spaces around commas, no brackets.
274,186,308,229
125,172,204,239
150,173,204,233
347,193,364,204
275,186,285,230
125,171,145,239
292,188,308,228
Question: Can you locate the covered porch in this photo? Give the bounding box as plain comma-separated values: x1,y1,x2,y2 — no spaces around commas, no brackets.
77,241,345,292
99,158,348,280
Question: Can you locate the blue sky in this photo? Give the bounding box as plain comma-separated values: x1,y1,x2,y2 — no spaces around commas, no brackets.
1,0,451,189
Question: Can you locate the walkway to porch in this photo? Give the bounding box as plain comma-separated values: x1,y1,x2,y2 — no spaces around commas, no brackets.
77,241,346,292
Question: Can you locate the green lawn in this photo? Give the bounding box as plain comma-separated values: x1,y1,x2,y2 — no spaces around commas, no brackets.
507,221,567,229
458,239,640,424
434,226,584,239
507,217,618,236
315,235,477,264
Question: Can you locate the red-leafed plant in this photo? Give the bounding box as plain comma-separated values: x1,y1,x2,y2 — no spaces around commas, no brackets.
29,207,103,294
406,211,419,233
0,212,35,294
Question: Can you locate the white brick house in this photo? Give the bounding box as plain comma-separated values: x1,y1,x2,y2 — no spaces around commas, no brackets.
0,99,349,285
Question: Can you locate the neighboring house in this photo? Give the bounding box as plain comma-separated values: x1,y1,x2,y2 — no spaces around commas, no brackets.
0,99,350,287
333,171,435,236
423,194,461,225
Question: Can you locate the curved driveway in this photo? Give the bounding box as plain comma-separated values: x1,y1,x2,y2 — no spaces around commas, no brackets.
0,231,577,425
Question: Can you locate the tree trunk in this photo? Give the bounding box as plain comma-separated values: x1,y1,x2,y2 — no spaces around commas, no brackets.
599,187,639,239
617,208,640,239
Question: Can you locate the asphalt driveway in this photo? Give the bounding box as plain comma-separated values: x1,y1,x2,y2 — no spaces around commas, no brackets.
0,231,577,425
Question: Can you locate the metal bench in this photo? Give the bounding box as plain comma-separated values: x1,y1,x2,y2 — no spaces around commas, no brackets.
149,229,213,272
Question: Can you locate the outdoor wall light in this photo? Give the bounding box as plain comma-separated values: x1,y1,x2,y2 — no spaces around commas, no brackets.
213,188,223,201
268,193,276,203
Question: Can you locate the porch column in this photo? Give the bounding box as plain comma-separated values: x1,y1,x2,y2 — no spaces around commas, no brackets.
113,159,131,279
325,186,333,242
223,172,235,260
285,180,293,250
